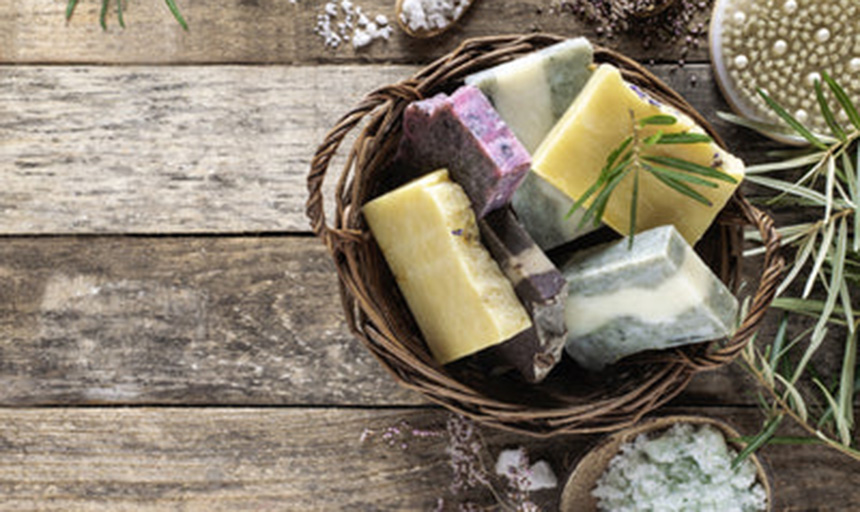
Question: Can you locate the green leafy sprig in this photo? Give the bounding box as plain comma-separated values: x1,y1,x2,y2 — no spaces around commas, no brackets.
66,0,188,30
567,111,736,247
732,72,860,462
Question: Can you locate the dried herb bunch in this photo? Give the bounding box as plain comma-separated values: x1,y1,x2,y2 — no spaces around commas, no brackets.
65,0,188,30
729,73,860,461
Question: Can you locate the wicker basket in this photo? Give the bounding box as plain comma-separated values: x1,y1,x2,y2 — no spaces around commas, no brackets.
307,34,784,436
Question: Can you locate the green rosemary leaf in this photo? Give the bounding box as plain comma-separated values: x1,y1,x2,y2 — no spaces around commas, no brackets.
591,166,632,226
643,155,738,184
791,325,829,386
642,131,663,147
838,330,857,432
855,145,860,252
825,156,835,221
606,136,633,172
732,414,783,468
777,234,817,297
758,88,828,149
814,79,846,141
774,372,808,423
733,436,822,446
745,175,828,207
718,111,804,140
165,0,190,31
651,172,712,206
117,0,125,28
821,72,860,130
655,132,712,145
99,0,109,30
839,270,855,332
638,114,676,126
628,169,639,249
66,0,79,20
769,314,789,368
643,163,719,189
803,221,836,299
814,377,851,446
772,298,850,327
567,180,602,221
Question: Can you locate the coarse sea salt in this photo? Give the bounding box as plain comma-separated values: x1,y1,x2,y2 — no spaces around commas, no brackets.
400,0,470,33
315,0,393,49
592,423,767,512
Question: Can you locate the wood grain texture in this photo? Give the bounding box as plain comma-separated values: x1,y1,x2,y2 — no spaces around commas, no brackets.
0,236,424,406
0,406,856,511
0,0,709,65
0,63,775,235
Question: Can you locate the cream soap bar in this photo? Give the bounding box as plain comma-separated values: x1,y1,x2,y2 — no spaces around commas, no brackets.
398,85,531,218
532,64,745,245
466,37,598,250
478,207,568,382
561,225,738,371
362,169,532,365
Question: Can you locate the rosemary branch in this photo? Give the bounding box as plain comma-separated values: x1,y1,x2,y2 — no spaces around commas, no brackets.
66,0,188,30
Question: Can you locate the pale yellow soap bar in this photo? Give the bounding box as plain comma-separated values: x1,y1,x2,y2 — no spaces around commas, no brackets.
362,169,532,364
532,64,745,244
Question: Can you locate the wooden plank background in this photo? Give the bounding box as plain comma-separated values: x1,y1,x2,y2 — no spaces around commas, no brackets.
1,0,859,510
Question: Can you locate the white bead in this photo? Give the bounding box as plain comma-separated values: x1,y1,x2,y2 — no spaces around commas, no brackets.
733,11,746,24
806,72,821,86
850,58,860,72
795,109,809,123
783,0,798,14
815,28,831,43
734,54,749,69
773,40,788,56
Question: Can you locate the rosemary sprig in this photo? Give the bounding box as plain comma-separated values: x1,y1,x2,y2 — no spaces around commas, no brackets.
566,110,732,248
66,0,188,30
730,74,860,463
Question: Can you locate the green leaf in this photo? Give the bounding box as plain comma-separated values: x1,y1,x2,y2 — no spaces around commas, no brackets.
651,172,712,206
165,0,190,30
643,155,738,184
769,314,789,368
814,79,846,141
822,72,860,130
655,132,713,145
591,167,631,225
117,0,125,28
628,169,640,249
746,175,828,207
791,326,828,385
824,156,835,222
733,415,783,468
644,164,720,189
838,330,857,433
100,0,109,30
66,0,79,20
638,114,677,126
774,373,808,423
642,131,664,147
813,377,851,446
758,88,828,149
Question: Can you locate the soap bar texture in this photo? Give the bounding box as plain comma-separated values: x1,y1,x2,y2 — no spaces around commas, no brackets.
478,207,568,382
466,37,598,250
362,169,532,365
561,225,738,371
398,85,531,218
532,64,745,245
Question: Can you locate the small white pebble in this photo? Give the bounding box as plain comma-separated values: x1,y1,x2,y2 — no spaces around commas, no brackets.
783,0,798,13
734,54,749,69
375,14,388,25
773,39,788,55
815,28,831,43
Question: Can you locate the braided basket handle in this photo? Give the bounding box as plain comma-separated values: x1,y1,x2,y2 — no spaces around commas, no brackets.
306,83,423,249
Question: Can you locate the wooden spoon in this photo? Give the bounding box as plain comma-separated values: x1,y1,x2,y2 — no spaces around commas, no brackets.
395,0,476,38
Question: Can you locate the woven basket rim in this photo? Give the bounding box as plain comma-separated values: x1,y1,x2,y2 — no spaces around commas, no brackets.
306,33,784,436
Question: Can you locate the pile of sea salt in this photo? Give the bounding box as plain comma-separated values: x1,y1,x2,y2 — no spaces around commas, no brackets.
400,0,470,33
592,423,767,512
315,0,393,49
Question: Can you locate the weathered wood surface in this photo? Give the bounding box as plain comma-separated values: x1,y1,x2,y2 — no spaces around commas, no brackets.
0,236,423,406
0,63,774,235
0,235,764,407
0,407,856,511
0,0,710,65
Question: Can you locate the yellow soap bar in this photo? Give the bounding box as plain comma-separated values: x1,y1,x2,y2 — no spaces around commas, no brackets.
532,64,745,244
362,169,532,364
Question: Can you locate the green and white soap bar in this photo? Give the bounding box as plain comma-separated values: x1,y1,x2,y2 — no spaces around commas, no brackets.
561,225,738,371
465,37,597,250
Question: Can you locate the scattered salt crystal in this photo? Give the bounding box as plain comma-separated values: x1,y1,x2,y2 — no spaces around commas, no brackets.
314,0,393,50
494,448,558,492
400,0,470,33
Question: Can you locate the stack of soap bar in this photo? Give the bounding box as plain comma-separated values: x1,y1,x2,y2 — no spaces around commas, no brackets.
362,169,532,365
532,64,745,245
478,207,568,382
398,85,531,218
561,225,739,371
466,37,598,250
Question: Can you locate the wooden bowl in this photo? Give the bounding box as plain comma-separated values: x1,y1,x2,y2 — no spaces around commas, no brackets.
560,415,773,511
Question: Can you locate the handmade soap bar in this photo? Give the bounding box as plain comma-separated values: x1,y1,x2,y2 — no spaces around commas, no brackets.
561,225,738,371
362,169,532,365
465,37,594,153
478,207,568,382
398,85,531,218
532,64,745,245
465,38,598,250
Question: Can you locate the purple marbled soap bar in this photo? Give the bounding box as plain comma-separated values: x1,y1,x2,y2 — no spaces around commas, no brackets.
399,85,531,218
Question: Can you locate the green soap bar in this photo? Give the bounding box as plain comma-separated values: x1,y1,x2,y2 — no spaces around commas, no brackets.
560,225,739,371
